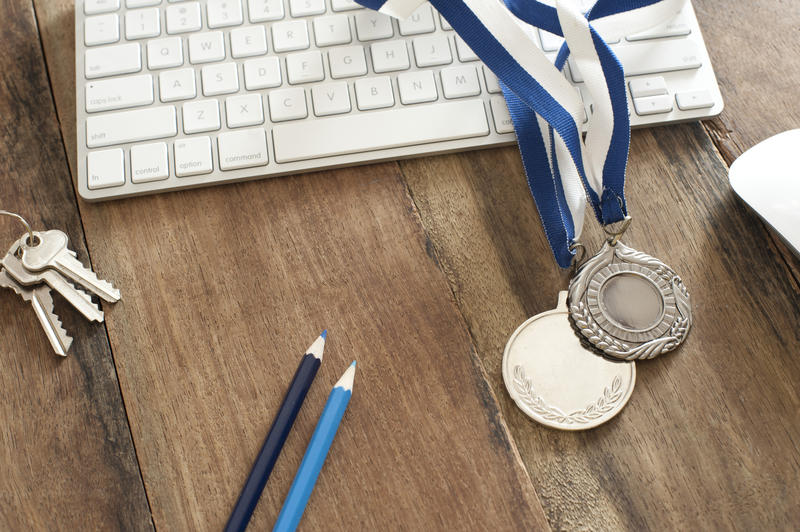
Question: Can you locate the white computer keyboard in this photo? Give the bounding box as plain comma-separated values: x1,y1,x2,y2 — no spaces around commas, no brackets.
75,0,723,201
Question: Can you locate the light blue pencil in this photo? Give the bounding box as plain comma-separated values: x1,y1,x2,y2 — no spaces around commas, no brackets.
273,361,356,532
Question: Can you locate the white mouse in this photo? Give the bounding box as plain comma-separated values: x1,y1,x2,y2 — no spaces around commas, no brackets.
729,129,800,258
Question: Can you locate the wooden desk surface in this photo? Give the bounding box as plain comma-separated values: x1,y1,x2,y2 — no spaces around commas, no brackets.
2,1,798,529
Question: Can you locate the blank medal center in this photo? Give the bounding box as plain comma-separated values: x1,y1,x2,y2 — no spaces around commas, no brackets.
600,273,664,331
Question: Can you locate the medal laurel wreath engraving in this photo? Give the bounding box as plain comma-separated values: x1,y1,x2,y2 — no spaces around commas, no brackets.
567,239,692,361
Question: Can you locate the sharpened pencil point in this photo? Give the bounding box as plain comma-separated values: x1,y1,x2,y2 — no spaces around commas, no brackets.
321,329,327,340
335,361,356,391
307,333,326,360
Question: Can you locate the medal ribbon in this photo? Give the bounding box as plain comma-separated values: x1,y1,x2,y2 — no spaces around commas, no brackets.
356,0,686,267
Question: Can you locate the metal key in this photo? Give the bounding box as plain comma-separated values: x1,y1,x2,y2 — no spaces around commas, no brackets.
0,268,72,356
2,243,105,322
20,230,120,303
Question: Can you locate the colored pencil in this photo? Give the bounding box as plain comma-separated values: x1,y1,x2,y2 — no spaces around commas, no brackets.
272,361,357,532
224,331,327,532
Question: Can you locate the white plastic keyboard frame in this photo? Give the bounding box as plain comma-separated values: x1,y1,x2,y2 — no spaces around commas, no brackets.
75,1,723,201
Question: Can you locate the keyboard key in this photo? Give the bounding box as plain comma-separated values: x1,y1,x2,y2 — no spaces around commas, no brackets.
286,51,324,84
633,94,673,115
87,148,125,189
231,26,268,58
490,95,514,133
130,142,169,183
201,63,239,95
243,56,282,89
371,41,409,73
627,21,691,42
125,8,160,40
85,42,141,79
570,40,701,82
189,31,226,64
290,0,325,17
675,90,714,110
311,82,351,116
331,0,361,11
159,69,197,102
538,30,564,52
313,15,352,47
441,65,480,99
85,14,119,46
268,88,308,121
398,5,435,36
483,66,501,94
183,100,221,133
629,76,668,98
86,74,153,112
328,46,367,78
218,128,269,170
439,13,452,30
86,106,177,148
455,36,478,62
85,0,119,15
398,71,437,105
273,99,489,163
126,0,160,7
147,37,183,69
413,35,451,67
189,32,226,65
355,76,394,110
272,20,310,52
248,0,284,22
207,0,243,28
225,94,264,127
166,2,202,34
174,136,213,177
355,12,394,41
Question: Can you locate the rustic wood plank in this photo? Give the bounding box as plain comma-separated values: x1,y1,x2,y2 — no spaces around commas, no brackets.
35,1,550,529
0,0,153,530
696,0,800,281
398,1,800,528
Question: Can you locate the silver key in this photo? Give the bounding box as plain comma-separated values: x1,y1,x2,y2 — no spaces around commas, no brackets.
2,243,105,323
20,230,120,303
0,268,72,356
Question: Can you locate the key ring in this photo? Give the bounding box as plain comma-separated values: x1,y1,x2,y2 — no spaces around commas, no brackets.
0,210,36,248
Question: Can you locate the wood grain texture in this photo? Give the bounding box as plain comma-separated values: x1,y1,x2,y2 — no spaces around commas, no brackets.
398,1,800,528
0,0,153,530
695,0,800,281
34,1,550,530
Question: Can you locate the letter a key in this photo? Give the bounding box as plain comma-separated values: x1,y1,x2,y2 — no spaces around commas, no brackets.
0,268,72,356
20,230,120,303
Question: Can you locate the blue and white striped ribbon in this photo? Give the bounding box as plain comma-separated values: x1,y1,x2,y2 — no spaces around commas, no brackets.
356,0,685,267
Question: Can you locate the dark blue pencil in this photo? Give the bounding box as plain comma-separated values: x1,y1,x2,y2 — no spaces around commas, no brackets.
225,331,326,532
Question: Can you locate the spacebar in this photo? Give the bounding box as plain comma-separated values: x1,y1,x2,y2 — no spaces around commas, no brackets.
272,100,490,163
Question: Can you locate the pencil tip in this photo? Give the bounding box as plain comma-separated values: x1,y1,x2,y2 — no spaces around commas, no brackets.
321,329,327,340
335,361,356,391
307,332,326,360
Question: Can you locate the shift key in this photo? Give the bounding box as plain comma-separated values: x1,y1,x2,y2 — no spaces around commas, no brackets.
86,106,177,148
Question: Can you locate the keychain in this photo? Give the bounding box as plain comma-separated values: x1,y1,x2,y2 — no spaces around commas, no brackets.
0,211,120,356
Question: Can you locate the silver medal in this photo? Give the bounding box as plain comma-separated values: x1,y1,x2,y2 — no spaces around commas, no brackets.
503,292,635,431
567,239,692,361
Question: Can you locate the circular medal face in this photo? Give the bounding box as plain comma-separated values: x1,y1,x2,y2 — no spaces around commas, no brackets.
568,241,692,361
503,292,635,431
